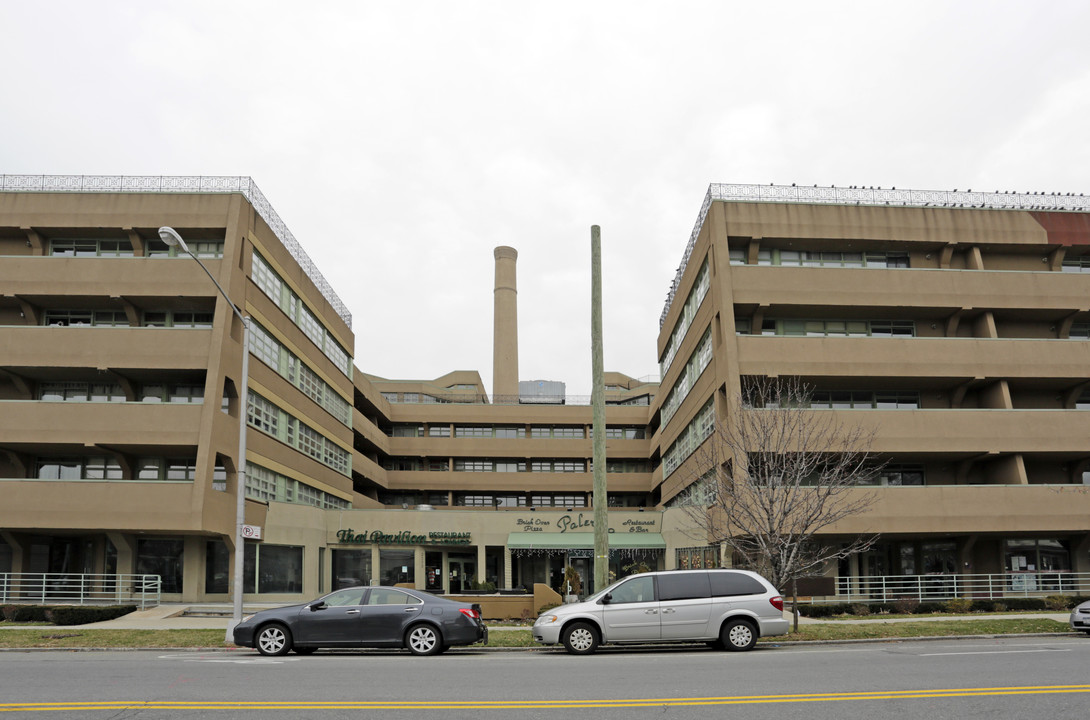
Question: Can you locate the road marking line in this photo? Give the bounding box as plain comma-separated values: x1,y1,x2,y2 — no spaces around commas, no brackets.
4,685,1090,711
918,649,1072,657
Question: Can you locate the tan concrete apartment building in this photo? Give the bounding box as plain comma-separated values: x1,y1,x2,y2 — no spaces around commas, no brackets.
656,185,1090,595
2,177,1088,605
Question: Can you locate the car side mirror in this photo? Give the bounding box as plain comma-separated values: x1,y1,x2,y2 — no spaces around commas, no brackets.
600,593,612,605
308,601,326,611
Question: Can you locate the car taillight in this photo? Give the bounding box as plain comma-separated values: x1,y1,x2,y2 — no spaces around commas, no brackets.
460,608,481,620
769,596,784,612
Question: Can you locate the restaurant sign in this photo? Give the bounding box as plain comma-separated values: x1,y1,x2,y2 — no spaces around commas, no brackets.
335,529,472,546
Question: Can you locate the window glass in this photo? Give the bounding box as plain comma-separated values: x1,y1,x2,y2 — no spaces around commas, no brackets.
709,571,766,597
367,588,418,605
324,587,366,606
136,538,184,594
657,571,711,601
205,540,229,594
608,576,655,604
257,545,303,593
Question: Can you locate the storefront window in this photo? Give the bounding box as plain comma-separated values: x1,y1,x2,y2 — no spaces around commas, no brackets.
257,545,303,593
676,546,718,570
380,549,415,586
242,543,303,594
136,538,184,594
1004,538,1070,591
333,549,372,589
425,552,443,592
205,540,229,594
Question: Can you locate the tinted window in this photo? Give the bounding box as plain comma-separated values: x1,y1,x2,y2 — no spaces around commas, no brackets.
323,588,365,606
709,571,766,597
608,576,655,604
367,588,419,605
657,571,710,601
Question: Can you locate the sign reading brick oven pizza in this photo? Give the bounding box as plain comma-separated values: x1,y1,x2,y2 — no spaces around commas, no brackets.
335,529,472,545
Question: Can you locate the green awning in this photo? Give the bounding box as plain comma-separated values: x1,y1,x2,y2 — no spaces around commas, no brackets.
506,532,665,550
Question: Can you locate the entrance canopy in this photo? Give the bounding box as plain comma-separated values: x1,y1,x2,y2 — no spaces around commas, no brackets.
506,533,665,550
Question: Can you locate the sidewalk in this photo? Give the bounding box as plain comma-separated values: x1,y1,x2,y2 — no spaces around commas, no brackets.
0,604,1073,630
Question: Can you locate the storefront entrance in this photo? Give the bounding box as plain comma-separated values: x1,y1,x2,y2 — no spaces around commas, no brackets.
448,554,475,593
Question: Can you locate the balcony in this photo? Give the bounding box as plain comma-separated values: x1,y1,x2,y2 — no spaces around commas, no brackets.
0,400,203,447
735,335,1090,380
0,326,214,370
0,255,222,298
728,265,1090,312
822,485,1090,535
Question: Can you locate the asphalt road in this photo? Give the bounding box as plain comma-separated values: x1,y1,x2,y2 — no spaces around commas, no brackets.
2,636,1088,719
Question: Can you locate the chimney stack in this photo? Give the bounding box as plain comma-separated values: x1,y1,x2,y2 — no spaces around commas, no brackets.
493,246,519,400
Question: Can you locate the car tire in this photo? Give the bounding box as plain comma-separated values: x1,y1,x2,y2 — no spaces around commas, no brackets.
720,618,757,652
255,623,292,656
406,624,443,656
293,646,317,655
561,622,600,655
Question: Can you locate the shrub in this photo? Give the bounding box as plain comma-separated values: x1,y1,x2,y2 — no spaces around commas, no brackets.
1043,595,1073,611
45,605,136,626
893,597,920,615
850,603,872,616
944,597,973,614
2,605,49,622
1002,598,1047,611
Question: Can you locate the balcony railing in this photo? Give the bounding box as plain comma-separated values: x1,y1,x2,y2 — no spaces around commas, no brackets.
0,573,161,609
833,572,1090,603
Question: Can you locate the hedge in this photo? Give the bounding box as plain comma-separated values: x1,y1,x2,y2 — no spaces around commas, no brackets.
797,596,1088,618
1,605,136,625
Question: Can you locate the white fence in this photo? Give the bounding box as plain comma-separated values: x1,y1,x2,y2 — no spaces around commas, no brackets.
834,572,1090,603
0,573,161,609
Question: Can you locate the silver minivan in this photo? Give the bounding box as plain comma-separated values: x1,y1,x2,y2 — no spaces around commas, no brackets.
533,568,789,654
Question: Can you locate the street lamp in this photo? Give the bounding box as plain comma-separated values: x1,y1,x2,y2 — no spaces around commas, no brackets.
158,226,250,642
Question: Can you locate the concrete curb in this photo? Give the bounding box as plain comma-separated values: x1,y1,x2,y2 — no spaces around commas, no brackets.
0,631,1079,653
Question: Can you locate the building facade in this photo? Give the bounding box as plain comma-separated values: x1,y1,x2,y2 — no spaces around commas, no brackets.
656,185,1090,595
2,178,1088,606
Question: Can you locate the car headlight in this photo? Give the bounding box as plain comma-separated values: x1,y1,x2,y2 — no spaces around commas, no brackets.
535,615,558,626
241,614,254,623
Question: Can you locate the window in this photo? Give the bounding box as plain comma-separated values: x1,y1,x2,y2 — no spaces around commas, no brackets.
676,546,719,570
709,571,766,597
495,426,521,438
657,571,710,601
428,425,451,437
660,259,710,377
136,539,183,593
765,318,914,337
609,576,655,604
455,425,492,437
50,238,134,257
755,249,909,269
245,544,303,594
1062,257,1090,273
39,382,125,402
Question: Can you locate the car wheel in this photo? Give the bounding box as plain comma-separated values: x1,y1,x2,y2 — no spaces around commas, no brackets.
293,646,317,655
721,618,757,652
561,622,599,655
406,624,443,656
256,623,292,656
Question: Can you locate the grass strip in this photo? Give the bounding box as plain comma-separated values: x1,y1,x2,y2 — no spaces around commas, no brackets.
0,619,1072,650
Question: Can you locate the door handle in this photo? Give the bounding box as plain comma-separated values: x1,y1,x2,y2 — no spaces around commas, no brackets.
645,609,658,614
404,607,419,612
345,609,360,614
661,608,675,614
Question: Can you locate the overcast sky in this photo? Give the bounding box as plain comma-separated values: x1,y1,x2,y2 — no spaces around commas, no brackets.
3,1,1089,395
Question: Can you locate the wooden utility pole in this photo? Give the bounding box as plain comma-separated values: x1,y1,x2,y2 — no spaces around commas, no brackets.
591,225,608,592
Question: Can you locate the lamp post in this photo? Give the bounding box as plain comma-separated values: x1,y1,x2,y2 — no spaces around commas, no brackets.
159,226,250,642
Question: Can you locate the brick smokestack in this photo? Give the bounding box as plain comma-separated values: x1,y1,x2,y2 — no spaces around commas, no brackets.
493,246,519,400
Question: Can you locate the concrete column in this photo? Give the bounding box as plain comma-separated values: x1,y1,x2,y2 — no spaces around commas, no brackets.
477,544,487,585
492,246,519,400
503,548,512,590
414,547,426,590
182,536,203,602
370,546,380,585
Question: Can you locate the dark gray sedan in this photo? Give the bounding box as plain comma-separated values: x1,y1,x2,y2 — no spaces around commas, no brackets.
232,586,487,656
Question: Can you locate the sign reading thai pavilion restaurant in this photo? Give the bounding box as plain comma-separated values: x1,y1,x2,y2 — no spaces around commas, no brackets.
335,529,472,545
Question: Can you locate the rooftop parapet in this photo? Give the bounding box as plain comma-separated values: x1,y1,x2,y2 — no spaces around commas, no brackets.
660,182,1090,328
0,174,351,328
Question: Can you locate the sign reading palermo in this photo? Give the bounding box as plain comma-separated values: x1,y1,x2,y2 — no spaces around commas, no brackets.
335,529,472,545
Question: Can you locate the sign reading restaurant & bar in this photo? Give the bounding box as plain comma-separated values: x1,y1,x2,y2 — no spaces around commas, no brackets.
336,529,473,545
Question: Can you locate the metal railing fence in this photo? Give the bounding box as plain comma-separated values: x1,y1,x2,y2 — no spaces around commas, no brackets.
0,573,161,609
832,572,1090,604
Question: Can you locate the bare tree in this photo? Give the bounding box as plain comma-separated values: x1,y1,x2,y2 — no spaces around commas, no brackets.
680,377,881,630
